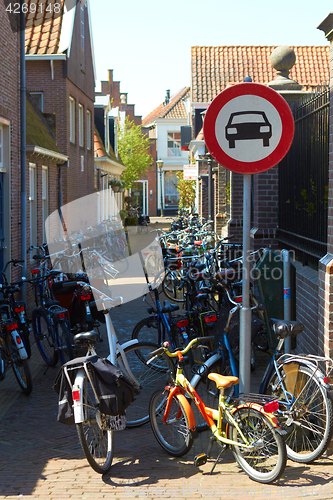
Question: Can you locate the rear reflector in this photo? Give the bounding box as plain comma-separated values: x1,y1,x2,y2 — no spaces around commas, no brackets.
72,389,80,401
15,306,25,313
205,315,217,323
324,376,331,384
6,323,18,331
264,401,279,413
57,312,66,319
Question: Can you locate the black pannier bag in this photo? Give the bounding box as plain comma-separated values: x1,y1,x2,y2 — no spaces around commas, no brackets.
54,355,136,425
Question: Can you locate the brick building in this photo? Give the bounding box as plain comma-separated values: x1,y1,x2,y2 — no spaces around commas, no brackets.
25,0,96,241
0,3,20,274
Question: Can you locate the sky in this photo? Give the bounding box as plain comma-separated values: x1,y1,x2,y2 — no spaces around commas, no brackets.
89,0,332,119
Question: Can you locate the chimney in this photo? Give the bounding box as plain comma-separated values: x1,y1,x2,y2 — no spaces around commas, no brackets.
165,89,170,105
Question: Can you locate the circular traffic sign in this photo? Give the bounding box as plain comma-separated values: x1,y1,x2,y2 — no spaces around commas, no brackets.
203,82,294,174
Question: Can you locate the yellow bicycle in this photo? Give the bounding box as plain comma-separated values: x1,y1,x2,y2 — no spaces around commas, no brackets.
148,337,287,483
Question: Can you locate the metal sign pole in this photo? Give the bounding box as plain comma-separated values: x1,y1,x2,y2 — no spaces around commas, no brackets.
282,249,291,353
239,174,252,394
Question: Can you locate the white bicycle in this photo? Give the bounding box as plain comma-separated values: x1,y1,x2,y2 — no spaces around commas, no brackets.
61,283,172,474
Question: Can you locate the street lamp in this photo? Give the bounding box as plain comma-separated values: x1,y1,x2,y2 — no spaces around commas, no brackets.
156,159,164,217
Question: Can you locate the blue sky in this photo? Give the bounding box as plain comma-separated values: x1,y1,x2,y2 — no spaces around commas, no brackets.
89,0,332,119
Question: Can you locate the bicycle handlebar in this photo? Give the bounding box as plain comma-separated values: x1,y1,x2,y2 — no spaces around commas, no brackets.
148,336,215,362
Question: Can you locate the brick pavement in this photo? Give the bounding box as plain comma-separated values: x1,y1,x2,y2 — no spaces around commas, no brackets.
1,221,333,499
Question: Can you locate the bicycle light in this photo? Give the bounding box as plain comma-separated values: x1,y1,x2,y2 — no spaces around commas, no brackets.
6,322,18,331
324,376,331,384
264,401,279,413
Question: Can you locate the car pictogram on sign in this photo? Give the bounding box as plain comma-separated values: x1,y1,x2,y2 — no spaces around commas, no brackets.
225,111,272,149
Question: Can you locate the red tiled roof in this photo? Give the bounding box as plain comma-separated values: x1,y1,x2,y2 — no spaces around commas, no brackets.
191,46,330,103
25,0,65,55
94,128,121,164
142,87,190,126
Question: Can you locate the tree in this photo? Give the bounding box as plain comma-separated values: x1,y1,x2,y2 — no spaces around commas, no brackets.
118,117,153,188
175,171,196,212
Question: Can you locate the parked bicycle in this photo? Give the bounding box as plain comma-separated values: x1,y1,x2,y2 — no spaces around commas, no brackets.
55,284,174,473
259,318,333,463
0,283,32,395
148,337,287,483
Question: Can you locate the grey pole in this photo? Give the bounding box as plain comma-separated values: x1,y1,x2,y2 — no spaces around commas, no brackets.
20,4,27,299
239,174,252,393
207,154,212,220
282,249,291,353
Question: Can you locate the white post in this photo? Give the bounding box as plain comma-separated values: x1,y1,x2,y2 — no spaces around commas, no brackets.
282,249,291,353
239,174,252,393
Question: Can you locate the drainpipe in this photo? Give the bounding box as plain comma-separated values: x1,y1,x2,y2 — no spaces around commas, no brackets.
20,4,27,296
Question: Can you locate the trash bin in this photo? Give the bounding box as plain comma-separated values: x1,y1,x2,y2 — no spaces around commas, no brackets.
253,248,296,349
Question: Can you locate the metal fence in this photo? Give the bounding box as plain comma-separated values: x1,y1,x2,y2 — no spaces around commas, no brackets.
278,86,329,265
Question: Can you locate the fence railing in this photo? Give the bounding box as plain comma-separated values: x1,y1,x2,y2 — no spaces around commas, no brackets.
278,86,329,265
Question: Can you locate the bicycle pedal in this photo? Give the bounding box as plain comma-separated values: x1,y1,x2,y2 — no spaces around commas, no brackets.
194,453,207,467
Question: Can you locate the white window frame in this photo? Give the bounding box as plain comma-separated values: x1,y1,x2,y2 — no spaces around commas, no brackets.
29,164,37,249
42,166,48,243
86,109,91,150
167,132,181,157
81,155,84,172
79,103,84,147
69,96,75,143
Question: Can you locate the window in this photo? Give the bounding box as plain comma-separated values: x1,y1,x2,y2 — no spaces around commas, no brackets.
30,92,44,111
69,96,75,143
81,155,84,172
79,104,84,147
29,164,37,248
86,109,91,149
164,171,180,207
167,132,181,156
81,5,85,50
42,167,48,243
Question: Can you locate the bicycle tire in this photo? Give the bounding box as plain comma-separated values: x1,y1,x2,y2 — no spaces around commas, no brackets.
162,269,185,303
228,406,287,483
8,335,33,395
117,342,173,428
31,308,58,367
76,375,113,474
265,363,333,463
55,321,74,365
132,317,161,344
149,389,193,456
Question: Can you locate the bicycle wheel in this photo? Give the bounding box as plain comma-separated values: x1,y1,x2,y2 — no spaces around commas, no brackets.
31,308,58,367
162,269,185,303
55,321,74,365
149,389,193,456
7,335,33,395
101,251,129,274
76,375,113,474
132,317,162,344
228,406,286,483
117,342,173,427
265,363,333,463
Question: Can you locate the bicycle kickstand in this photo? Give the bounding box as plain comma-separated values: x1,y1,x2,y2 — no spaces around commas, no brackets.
208,438,227,475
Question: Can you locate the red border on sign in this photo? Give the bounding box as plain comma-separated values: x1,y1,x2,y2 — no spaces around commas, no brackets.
203,83,295,174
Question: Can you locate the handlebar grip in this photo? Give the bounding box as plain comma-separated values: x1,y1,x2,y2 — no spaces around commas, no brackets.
148,346,166,358
195,336,215,343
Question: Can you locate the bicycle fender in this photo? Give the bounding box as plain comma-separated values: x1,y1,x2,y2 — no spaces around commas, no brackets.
165,386,198,439
231,402,282,429
279,357,331,392
72,369,85,423
120,339,140,351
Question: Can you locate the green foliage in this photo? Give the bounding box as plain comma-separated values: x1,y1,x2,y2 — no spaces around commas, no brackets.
118,117,153,188
175,171,196,212
124,217,138,226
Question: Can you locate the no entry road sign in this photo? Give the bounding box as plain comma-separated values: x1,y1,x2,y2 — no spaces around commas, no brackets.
203,82,294,174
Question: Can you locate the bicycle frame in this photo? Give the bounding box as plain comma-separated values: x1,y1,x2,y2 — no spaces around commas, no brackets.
162,349,279,450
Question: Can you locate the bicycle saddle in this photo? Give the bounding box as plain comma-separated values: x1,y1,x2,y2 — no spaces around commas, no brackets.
162,300,179,313
269,319,304,339
73,331,100,345
208,373,239,389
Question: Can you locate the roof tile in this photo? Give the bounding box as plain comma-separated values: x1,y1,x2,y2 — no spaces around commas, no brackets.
191,45,329,103
142,87,190,125
25,0,65,55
